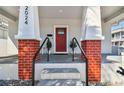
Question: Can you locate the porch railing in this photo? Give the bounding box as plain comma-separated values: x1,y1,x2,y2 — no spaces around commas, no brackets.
71,37,88,86
32,37,50,86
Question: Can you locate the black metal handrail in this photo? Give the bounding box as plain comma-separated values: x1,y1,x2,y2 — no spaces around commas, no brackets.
72,37,88,86
32,37,88,86
32,37,50,86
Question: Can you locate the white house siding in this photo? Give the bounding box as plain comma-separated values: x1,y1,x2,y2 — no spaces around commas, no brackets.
39,18,82,54
0,17,18,57
7,20,18,56
0,39,7,56
101,21,112,54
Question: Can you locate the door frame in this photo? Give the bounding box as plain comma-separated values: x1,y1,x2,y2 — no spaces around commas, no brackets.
54,25,69,54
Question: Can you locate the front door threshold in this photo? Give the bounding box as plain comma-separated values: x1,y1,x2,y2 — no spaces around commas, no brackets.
54,52,68,55
54,53,68,55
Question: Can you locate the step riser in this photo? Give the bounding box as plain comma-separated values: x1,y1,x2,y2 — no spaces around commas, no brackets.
35,63,85,81
41,68,81,80
41,73,81,79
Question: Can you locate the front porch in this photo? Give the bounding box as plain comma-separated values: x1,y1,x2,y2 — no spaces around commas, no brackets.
0,6,124,86
0,54,124,86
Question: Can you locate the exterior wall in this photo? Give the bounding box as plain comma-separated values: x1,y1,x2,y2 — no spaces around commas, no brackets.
2,10,123,56
0,39,7,56
7,20,18,56
0,18,111,56
0,17,82,56
0,19,114,56
40,18,82,54
101,21,112,54
0,17,18,57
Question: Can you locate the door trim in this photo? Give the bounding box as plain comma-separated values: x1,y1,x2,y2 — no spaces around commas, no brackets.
54,25,68,54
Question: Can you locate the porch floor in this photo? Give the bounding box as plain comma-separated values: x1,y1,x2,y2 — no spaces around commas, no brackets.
36,54,83,63
0,54,83,64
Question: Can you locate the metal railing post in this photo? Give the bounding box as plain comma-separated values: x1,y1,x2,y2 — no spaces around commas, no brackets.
72,37,88,86
85,58,88,86
72,39,75,61
32,59,35,86
72,48,74,61
47,49,49,61
32,37,50,86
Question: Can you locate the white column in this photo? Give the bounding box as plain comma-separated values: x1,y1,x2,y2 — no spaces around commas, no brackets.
81,6,104,40
80,7,105,82
101,22,112,53
15,6,41,40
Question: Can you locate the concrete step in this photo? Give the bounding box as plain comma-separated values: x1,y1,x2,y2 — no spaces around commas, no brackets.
41,68,81,79
37,79,85,86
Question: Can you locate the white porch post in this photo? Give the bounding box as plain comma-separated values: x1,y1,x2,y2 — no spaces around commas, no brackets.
81,6,104,40
81,6,104,82
15,6,41,40
15,6,41,80
101,22,112,54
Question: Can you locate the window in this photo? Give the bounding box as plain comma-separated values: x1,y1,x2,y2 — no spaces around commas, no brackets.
111,21,124,47
121,32,124,38
0,16,8,39
112,34,114,38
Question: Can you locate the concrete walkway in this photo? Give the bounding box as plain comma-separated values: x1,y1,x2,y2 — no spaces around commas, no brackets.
37,79,84,86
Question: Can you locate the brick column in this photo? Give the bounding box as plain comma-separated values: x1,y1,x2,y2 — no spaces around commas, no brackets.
18,40,40,80
81,40,101,82
15,6,41,80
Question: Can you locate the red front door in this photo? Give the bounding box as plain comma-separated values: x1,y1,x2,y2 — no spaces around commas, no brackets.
56,28,67,53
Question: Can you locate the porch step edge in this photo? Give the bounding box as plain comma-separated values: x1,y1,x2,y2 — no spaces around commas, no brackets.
41,68,81,80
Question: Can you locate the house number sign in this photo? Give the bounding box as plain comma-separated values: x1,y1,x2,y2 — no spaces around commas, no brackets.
24,6,29,24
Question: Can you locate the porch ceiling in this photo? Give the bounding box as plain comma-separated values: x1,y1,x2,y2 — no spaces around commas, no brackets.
0,6,19,18
0,6,124,21
39,6,83,19
101,6,124,22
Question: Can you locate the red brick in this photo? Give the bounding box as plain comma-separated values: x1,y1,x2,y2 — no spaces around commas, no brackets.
81,40,101,82
18,40,40,80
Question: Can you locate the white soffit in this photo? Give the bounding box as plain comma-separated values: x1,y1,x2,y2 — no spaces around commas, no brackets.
39,6,83,19
101,6,124,22
0,6,19,18
0,6,124,21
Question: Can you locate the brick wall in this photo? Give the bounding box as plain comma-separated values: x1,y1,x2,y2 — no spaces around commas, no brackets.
81,40,101,82
18,40,40,80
